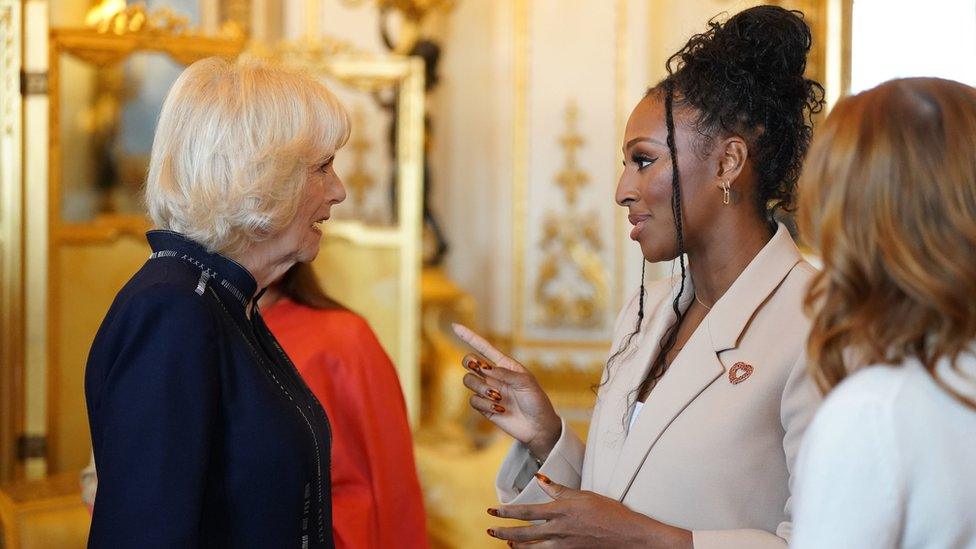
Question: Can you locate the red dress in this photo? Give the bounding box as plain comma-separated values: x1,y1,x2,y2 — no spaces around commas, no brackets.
262,299,429,549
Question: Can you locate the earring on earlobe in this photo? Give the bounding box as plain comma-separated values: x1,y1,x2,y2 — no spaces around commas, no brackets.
722,180,731,205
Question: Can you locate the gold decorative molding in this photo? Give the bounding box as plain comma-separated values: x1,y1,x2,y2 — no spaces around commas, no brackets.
48,12,248,241
85,2,245,39
554,101,589,205
532,100,609,329
513,1,630,348
534,211,608,328
51,4,246,69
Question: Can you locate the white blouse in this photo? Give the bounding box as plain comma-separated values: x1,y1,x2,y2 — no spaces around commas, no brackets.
628,400,645,433
792,352,976,548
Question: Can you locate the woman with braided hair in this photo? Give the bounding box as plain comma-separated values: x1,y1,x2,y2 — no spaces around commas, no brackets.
454,5,824,548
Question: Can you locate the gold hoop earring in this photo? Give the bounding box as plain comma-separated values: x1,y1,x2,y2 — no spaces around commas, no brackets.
722,181,731,205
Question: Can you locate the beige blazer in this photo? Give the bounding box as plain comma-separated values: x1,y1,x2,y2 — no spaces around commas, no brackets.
497,224,822,549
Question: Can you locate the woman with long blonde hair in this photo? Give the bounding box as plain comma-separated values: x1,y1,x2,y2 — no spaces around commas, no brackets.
793,77,976,548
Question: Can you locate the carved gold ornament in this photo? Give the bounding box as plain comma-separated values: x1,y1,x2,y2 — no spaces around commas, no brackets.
554,102,589,205
85,1,244,40
533,101,609,328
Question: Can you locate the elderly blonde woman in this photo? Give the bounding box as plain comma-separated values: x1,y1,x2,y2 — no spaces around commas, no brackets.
85,57,348,548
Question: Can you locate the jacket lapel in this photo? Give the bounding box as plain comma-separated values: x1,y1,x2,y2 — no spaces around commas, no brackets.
605,318,724,500
706,223,803,352
603,223,804,501
589,277,692,495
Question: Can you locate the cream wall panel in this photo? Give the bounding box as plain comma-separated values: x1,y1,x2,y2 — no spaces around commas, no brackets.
437,0,514,335
518,0,619,346
317,0,387,51
282,0,387,49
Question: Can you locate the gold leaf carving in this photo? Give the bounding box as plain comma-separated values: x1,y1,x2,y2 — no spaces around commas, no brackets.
85,2,244,40
533,100,609,329
554,102,589,205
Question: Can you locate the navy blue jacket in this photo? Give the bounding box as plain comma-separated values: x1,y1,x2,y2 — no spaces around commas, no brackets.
85,230,334,548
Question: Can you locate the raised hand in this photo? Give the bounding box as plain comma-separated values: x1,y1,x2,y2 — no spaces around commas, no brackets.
452,323,562,461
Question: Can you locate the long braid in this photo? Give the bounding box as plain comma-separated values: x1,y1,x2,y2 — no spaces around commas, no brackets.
595,261,646,393
663,81,689,343
635,260,647,332
636,81,689,399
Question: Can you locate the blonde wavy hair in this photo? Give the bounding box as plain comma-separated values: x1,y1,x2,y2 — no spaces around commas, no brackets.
146,56,350,256
800,77,976,402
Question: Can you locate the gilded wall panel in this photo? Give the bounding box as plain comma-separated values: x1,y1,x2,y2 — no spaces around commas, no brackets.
510,0,654,431
516,0,620,348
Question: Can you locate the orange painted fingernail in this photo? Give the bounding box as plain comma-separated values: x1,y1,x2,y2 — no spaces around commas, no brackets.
486,528,497,538
492,403,506,413
534,472,552,484
508,542,514,548
481,363,493,371
487,507,499,516
486,389,502,401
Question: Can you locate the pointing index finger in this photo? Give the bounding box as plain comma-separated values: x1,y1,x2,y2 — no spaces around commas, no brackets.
452,323,509,365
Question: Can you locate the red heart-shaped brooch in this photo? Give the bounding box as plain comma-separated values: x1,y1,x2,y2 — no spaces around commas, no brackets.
729,362,754,385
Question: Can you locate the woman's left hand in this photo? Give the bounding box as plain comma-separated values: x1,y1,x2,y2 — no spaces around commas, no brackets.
486,474,692,549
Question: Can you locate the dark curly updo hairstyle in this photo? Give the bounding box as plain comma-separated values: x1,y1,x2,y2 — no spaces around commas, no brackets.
608,6,825,400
